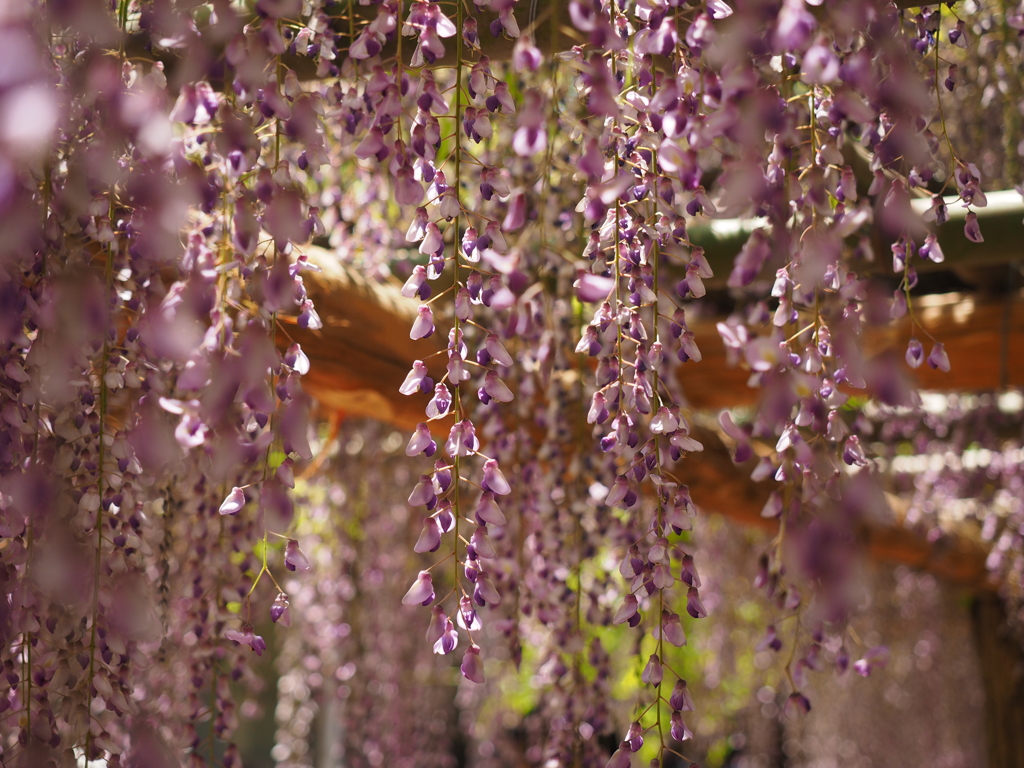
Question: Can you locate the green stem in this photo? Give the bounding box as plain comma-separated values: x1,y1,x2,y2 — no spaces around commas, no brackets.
85,200,115,759
118,0,130,34
572,295,587,768
209,662,218,765
451,0,465,602
26,34,56,740
652,272,667,765
933,12,959,194
998,0,1021,183
614,201,624,411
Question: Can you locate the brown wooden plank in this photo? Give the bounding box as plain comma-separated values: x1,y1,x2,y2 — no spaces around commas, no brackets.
280,248,447,430
681,424,991,589
292,244,1024,417
679,290,1024,409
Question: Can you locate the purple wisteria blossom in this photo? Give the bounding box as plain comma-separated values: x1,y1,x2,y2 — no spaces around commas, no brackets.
1,0,999,760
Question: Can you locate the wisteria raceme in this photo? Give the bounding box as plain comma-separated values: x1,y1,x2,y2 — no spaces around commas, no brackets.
0,0,1019,764
383,0,1010,760
0,0,329,762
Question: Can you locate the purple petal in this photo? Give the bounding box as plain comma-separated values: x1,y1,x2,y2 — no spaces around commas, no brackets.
219,487,246,516
460,644,485,683
402,571,435,606
284,540,311,572
576,273,615,303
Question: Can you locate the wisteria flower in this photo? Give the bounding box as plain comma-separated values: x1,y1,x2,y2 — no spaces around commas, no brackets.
461,644,485,683
906,338,925,368
918,234,944,263
402,571,435,606
964,211,984,243
284,540,311,571
606,743,632,768
784,693,812,717
755,625,783,653
481,459,511,496
410,305,436,340
670,679,695,712
407,423,437,457
434,619,458,655
414,518,442,553
656,610,687,647
854,646,890,677
470,525,496,559
219,487,246,516
624,721,643,752
928,342,951,372
226,626,266,656
640,654,663,685
670,711,693,741
613,594,639,626
686,587,708,619
271,593,291,626
426,383,452,419
3,0,1008,757
456,595,482,631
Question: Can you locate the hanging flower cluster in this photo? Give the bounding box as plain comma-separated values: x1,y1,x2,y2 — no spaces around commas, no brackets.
0,0,1018,764
271,424,463,768
0,0,331,762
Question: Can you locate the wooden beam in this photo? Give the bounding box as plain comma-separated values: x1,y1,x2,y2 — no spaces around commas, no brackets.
691,191,1024,291
291,243,1024,418
281,249,446,430
131,0,947,85
127,3,560,83
678,290,1024,409
681,424,991,589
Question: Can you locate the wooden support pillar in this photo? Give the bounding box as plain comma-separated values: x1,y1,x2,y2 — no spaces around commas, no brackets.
973,594,1024,768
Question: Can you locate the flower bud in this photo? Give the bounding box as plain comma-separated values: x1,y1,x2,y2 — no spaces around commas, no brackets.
641,654,663,685
284,540,311,572
669,679,695,712
670,711,692,741
927,342,950,372
461,644,485,683
905,337,924,369
270,593,291,626
686,587,707,619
